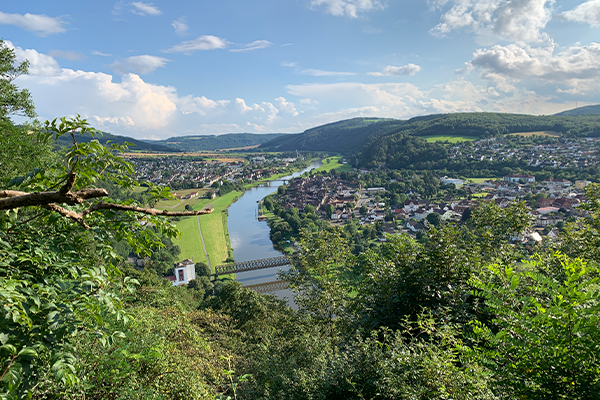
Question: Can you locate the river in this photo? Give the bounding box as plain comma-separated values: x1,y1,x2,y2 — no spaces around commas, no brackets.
227,159,322,304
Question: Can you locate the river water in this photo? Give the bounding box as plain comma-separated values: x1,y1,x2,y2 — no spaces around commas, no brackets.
227,160,322,303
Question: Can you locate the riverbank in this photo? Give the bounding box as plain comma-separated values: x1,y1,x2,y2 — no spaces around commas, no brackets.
169,159,320,271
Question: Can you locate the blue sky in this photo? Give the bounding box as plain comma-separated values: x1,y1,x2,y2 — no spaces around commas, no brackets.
3,0,600,139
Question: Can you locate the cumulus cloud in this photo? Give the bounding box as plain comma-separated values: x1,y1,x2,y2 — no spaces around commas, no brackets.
561,0,600,26
131,1,161,15
172,17,189,35
368,64,422,76
111,55,170,75
9,41,62,76
0,11,65,36
469,41,600,94
229,40,273,52
177,95,230,115
430,0,554,42
165,35,228,53
310,0,385,18
275,97,299,116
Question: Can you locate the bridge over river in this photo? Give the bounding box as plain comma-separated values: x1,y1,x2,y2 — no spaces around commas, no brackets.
214,255,291,276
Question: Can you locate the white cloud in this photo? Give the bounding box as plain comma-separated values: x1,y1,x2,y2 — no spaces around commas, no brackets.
172,17,189,35
469,41,600,94
9,41,61,77
176,95,230,116
165,35,228,54
111,55,170,75
561,0,600,27
275,97,299,116
310,0,385,18
229,40,273,52
92,50,112,57
0,11,65,36
48,50,83,61
281,62,298,67
235,98,280,123
131,1,162,15
301,68,357,76
368,64,422,76
430,0,554,42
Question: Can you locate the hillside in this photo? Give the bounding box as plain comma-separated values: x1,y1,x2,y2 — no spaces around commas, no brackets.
555,104,600,116
260,113,600,164
258,117,402,153
55,130,178,153
157,133,285,151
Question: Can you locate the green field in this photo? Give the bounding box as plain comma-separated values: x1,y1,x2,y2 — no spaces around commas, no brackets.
313,156,353,173
465,177,495,183
507,131,560,137
172,216,207,265
423,135,477,143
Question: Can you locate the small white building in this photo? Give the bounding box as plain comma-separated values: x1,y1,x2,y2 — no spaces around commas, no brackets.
164,259,196,286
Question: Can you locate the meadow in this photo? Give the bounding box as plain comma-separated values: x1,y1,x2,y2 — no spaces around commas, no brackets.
423,135,477,143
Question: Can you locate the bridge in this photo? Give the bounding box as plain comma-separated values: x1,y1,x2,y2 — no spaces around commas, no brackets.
214,255,291,276
243,280,289,294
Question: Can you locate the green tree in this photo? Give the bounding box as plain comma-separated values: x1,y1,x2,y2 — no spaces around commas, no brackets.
471,253,600,399
0,115,208,394
0,40,35,119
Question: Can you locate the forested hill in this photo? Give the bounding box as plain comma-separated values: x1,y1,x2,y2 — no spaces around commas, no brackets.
259,112,600,158
156,132,285,151
54,130,178,153
555,104,600,116
258,117,402,153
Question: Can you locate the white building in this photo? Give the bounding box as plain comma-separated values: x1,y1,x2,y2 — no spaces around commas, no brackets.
164,259,196,286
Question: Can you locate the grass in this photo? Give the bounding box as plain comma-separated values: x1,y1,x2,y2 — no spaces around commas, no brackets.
507,131,560,137
423,135,477,143
313,156,353,173
172,216,207,265
465,177,495,183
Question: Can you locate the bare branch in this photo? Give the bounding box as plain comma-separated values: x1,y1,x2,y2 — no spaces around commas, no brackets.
82,203,214,217
42,204,90,228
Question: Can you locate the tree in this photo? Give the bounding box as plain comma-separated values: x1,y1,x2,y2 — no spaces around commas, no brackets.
281,229,353,337
426,212,441,227
471,253,600,398
0,40,35,119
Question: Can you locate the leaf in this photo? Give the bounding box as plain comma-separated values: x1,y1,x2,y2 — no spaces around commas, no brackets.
17,347,38,358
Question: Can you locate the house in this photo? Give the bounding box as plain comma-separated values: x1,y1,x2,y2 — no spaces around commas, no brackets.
503,174,535,183
163,259,196,286
406,221,423,232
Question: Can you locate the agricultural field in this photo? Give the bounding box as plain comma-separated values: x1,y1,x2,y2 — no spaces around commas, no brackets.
313,156,353,173
423,135,477,143
507,131,560,137
172,216,208,265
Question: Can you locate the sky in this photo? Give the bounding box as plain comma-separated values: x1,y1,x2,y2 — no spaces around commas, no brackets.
2,0,600,140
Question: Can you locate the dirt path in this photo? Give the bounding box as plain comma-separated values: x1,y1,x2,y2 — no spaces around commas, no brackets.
196,215,211,269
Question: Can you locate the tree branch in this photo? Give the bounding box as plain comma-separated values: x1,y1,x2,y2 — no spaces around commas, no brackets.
0,188,108,210
43,204,90,228
82,203,214,217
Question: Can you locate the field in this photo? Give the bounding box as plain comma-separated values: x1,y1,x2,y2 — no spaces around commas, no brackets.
465,177,495,184
173,216,207,265
423,135,477,143
507,131,560,137
313,156,353,173
171,191,240,270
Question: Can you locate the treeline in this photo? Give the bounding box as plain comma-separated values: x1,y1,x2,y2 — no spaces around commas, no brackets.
156,132,285,152
259,112,600,156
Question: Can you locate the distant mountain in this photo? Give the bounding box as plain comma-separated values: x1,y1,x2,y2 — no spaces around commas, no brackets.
156,133,286,152
555,105,600,116
55,130,178,153
258,118,401,153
